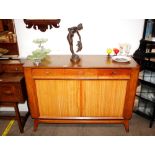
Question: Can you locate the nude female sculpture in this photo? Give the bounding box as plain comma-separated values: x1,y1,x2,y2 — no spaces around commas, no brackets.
67,23,83,63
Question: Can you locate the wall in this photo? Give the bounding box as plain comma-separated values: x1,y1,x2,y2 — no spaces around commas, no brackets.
15,19,144,58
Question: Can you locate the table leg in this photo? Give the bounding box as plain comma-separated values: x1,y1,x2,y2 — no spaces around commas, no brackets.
124,120,129,132
14,103,24,133
34,119,39,131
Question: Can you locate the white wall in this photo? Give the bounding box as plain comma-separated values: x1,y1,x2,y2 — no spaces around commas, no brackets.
14,19,144,58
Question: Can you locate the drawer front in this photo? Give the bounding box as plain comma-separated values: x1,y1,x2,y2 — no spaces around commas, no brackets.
2,64,23,73
32,68,131,79
0,83,24,102
97,69,131,79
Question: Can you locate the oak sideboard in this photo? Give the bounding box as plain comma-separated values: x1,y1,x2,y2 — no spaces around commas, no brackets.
23,55,139,132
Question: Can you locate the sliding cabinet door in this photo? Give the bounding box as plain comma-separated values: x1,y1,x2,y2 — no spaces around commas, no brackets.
35,80,81,117
82,80,128,117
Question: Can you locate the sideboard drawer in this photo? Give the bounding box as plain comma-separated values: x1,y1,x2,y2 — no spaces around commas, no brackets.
97,69,131,79
2,64,23,73
32,68,97,77
32,68,131,79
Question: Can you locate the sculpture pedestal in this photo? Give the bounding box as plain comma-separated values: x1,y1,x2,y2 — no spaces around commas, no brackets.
70,54,80,63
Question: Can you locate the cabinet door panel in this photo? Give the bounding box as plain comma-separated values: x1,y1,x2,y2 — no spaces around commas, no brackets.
82,80,128,117
35,80,80,117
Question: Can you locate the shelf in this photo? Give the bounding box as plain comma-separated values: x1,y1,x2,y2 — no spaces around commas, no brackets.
136,95,155,104
140,39,155,44
139,79,155,87
135,97,155,117
134,109,155,120
136,79,155,102
145,52,155,58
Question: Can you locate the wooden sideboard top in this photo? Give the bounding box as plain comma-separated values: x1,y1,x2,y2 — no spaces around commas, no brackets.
23,55,139,69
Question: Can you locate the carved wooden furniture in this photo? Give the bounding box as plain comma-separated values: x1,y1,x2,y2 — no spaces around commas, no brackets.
0,59,29,133
24,55,139,132
23,19,61,32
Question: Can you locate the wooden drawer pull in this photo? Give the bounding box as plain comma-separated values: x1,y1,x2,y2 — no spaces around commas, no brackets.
111,71,117,75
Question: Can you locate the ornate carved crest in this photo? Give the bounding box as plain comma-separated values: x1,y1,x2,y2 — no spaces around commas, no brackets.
23,19,61,32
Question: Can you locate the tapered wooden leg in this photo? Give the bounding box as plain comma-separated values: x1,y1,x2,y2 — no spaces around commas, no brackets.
124,120,129,132
14,103,24,133
34,119,39,132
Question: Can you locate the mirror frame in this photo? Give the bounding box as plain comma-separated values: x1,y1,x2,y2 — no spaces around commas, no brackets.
23,19,61,32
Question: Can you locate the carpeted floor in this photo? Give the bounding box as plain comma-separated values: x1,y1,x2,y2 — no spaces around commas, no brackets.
0,113,155,136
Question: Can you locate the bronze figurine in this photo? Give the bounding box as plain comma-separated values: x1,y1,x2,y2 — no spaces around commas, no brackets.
67,23,83,63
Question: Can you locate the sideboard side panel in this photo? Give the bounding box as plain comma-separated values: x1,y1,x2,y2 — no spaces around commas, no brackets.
24,68,40,118
123,68,140,119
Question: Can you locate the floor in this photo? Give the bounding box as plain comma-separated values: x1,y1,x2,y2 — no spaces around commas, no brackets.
0,113,155,136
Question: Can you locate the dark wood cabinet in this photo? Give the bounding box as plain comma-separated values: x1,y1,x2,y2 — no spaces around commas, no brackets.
0,60,29,133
